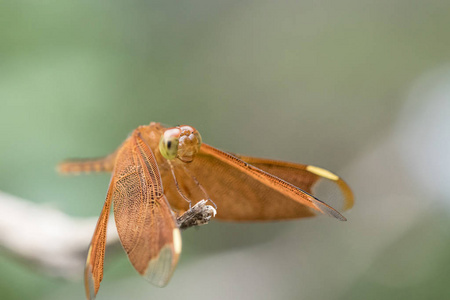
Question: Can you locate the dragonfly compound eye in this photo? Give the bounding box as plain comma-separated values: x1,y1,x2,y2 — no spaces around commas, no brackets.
159,129,180,160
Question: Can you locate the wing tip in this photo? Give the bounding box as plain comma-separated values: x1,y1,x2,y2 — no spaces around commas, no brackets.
173,228,182,255
84,262,97,300
307,165,354,212
336,178,354,211
306,165,339,181
312,198,347,221
142,241,181,288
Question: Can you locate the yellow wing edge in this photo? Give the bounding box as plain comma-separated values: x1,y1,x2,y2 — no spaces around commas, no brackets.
306,165,354,211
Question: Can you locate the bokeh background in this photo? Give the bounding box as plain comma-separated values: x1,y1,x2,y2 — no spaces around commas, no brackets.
1,0,450,299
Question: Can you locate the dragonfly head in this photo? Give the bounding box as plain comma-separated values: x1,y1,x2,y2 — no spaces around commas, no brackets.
159,125,202,163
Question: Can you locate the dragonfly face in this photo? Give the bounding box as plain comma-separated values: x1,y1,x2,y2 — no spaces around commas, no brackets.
159,125,202,163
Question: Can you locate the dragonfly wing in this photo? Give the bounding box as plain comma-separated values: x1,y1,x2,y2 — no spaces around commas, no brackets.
180,143,348,221
112,131,181,287
236,155,354,211
84,179,114,300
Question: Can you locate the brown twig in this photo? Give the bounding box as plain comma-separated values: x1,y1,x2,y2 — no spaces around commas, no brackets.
0,191,215,279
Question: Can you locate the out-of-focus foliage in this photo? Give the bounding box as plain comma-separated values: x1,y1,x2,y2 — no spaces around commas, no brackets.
1,0,450,299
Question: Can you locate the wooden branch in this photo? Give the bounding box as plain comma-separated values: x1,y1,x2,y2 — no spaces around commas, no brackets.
0,191,215,279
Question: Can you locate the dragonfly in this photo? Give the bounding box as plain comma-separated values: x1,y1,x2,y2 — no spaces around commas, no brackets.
58,122,354,300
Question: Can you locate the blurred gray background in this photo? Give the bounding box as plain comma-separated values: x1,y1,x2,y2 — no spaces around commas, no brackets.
1,0,450,299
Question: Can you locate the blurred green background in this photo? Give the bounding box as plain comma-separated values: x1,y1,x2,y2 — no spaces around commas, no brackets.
1,0,450,299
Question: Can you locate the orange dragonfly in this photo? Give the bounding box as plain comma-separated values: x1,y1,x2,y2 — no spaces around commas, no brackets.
58,122,353,300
